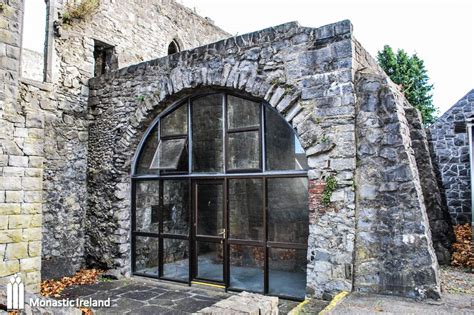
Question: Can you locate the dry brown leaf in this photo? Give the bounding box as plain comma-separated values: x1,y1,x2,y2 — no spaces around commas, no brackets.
40,269,104,298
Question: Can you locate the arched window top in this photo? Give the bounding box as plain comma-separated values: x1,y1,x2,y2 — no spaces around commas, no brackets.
134,92,308,176
167,40,180,55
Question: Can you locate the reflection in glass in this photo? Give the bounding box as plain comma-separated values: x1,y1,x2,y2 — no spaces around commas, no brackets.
269,248,307,298
265,107,308,170
163,180,189,235
134,236,158,276
229,179,263,240
161,104,188,137
268,178,309,244
136,126,159,175
135,181,160,233
197,242,223,282
197,184,224,236
192,94,223,172
163,239,189,281
150,138,187,170
228,131,260,170
227,95,260,129
229,245,264,292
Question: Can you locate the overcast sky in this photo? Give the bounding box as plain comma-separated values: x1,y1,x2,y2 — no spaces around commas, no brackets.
179,0,473,115
23,0,473,115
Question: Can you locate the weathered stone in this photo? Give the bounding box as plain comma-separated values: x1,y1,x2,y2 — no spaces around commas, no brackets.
428,90,474,225
6,242,28,259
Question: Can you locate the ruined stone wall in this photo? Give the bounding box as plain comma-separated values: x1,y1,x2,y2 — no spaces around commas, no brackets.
428,90,474,225
352,42,440,298
87,20,358,298
0,0,43,292
1,0,230,287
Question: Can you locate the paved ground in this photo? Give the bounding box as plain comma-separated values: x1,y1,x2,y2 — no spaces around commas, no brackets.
440,265,474,295
61,277,300,314
328,292,473,314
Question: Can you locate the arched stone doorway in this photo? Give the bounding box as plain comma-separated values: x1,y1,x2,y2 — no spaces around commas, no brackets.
131,91,309,299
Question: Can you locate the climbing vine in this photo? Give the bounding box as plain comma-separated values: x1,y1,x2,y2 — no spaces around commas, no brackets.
321,175,337,206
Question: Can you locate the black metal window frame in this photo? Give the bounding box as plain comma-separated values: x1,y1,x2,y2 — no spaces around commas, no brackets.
131,91,308,301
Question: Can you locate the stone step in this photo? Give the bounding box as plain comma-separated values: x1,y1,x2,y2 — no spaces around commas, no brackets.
197,291,279,315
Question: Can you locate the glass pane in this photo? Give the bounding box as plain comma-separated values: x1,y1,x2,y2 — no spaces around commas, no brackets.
136,126,159,175
228,131,260,170
229,179,263,240
229,245,264,292
161,103,188,137
192,94,223,172
134,236,159,276
269,248,307,298
135,181,160,233
227,95,260,129
150,138,187,170
163,239,189,281
163,180,189,235
268,178,309,244
265,107,308,170
197,242,223,282
197,184,224,236
21,0,46,81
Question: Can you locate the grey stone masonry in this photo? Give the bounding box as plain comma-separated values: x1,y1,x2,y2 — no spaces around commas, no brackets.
0,0,229,291
353,70,440,299
404,106,454,265
88,19,440,300
428,90,474,225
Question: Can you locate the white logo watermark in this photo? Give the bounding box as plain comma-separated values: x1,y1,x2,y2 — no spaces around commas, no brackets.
6,274,111,311
7,274,25,310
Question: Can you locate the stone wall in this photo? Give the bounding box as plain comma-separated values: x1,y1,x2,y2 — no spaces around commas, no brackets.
0,0,230,290
87,20,359,298
0,0,43,292
351,40,440,298
87,19,441,299
428,90,474,224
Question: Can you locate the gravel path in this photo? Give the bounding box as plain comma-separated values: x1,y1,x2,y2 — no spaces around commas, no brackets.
440,265,474,295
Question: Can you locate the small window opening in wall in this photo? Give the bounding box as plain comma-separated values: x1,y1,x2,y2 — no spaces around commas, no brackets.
454,122,466,134
168,40,180,55
21,0,47,81
93,40,118,76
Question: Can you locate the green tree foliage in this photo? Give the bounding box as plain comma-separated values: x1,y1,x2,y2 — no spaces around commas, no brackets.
377,45,436,124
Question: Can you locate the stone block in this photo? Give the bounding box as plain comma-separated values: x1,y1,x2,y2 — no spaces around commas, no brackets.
0,203,21,215
23,228,41,241
0,177,21,190
22,203,42,214
28,156,44,168
22,139,44,156
0,230,23,243
25,113,44,128
28,241,41,257
3,166,25,177
0,191,4,203
9,155,28,167
14,127,28,138
0,260,20,277
30,214,42,227
5,242,28,259
20,257,41,272
5,190,22,202
0,215,7,229
9,214,31,229
25,168,42,177
23,191,42,202
21,177,42,191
